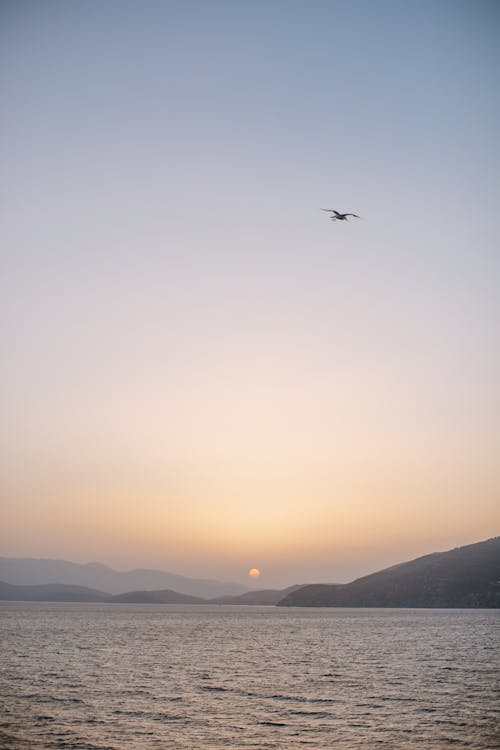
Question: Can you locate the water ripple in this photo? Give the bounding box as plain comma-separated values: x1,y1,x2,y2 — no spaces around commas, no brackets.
0,603,499,749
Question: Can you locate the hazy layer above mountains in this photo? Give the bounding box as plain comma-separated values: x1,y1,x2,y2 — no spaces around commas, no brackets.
0,557,248,599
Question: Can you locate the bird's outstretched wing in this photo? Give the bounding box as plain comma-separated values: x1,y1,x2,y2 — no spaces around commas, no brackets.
320,208,336,212
345,213,360,218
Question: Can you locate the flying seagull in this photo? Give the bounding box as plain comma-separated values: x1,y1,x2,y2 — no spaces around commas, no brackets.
321,209,360,221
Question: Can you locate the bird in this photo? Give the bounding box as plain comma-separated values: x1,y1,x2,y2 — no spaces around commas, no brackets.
321,209,360,221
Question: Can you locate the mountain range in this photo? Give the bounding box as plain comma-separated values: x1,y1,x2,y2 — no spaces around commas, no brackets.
0,557,248,598
1,538,498,607
0,580,293,605
0,580,206,604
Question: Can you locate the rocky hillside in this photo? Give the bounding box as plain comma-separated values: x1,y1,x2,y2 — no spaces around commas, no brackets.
278,538,500,608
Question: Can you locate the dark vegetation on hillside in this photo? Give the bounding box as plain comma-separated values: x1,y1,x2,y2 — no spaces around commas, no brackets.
278,538,500,608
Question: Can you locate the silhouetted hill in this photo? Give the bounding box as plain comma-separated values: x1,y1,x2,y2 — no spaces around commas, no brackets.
0,580,108,602
110,589,205,604
209,585,303,605
278,538,500,608
0,557,248,598
0,580,206,604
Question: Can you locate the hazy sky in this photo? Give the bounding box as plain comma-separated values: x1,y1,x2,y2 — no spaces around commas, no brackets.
1,0,499,587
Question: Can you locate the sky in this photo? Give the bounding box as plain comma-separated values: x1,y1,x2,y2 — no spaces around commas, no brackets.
1,0,499,588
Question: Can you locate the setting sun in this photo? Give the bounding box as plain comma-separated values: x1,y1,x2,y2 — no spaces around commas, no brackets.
249,568,261,579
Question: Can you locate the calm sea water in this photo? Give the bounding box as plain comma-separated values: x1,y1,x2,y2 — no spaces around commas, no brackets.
0,603,498,750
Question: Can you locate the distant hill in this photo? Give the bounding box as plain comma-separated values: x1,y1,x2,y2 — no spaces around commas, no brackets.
0,580,297,605
210,585,303,605
110,589,205,604
0,580,108,602
0,580,206,604
0,557,248,599
279,538,500,608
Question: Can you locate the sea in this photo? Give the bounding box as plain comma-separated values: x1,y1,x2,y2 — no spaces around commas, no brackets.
0,603,498,749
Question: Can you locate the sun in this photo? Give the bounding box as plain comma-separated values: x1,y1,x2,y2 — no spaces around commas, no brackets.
248,568,260,579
